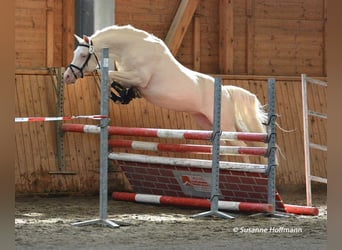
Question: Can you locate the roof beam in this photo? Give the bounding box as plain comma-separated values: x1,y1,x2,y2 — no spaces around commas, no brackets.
165,0,199,55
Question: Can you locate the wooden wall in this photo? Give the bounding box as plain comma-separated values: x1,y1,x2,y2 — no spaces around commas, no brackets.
115,0,327,76
15,0,74,68
14,0,327,194
15,73,327,193
15,0,327,75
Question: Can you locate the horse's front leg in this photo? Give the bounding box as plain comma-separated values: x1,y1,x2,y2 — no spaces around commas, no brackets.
108,70,148,88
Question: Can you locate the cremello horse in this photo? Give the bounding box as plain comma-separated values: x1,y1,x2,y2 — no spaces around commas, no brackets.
63,25,268,163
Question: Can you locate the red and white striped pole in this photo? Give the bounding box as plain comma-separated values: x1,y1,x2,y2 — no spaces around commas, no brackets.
112,192,274,213
61,123,268,142
112,192,319,216
15,115,107,123
108,139,267,156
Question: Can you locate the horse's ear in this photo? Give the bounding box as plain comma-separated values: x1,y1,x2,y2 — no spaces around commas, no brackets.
83,35,90,44
74,34,83,44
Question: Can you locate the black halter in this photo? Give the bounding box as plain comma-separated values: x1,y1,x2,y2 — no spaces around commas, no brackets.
68,41,100,79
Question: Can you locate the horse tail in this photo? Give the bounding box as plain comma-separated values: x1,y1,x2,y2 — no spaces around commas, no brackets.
226,86,267,134
224,86,274,165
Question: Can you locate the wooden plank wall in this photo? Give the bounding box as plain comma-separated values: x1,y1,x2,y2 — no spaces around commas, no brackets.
14,0,327,193
15,73,58,192
15,72,100,194
15,0,326,74
116,0,326,76
251,0,326,76
15,0,72,68
14,73,327,193
15,0,48,68
221,77,327,185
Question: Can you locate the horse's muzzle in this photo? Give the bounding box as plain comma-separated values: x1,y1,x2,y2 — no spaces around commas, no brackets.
64,64,84,84
63,68,77,84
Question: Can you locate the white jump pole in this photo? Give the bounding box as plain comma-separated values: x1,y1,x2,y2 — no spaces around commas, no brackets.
109,152,268,173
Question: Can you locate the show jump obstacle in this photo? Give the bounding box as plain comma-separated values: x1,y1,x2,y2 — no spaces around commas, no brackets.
16,48,318,226
106,78,317,216
109,78,291,217
61,75,318,217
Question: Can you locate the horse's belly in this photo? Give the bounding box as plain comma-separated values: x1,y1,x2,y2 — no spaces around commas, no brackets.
140,67,214,113
141,90,201,112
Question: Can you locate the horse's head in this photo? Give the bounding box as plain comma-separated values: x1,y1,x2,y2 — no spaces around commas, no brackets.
63,35,100,84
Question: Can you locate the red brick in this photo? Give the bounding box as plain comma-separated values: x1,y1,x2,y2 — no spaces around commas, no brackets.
122,161,138,167
246,172,265,178
155,176,172,184
121,166,134,173
239,184,254,192
253,185,267,193
165,190,181,197
225,175,241,184
254,178,268,186
218,174,228,182
143,175,157,182
128,173,145,180
232,196,249,203
221,183,240,191
145,167,161,176
220,190,235,198
154,182,168,189
198,167,209,173
141,181,155,188
230,171,247,176
203,168,211,174
178,166,189,172
169,177,179,185
167,184,182,191
159,169,176,178
248,192,267,201
239,176,257,185
221,170,233,175
129,179,143,187
135,187,153,194
233,191,249,199
131,166,148,175
159,169,173,176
